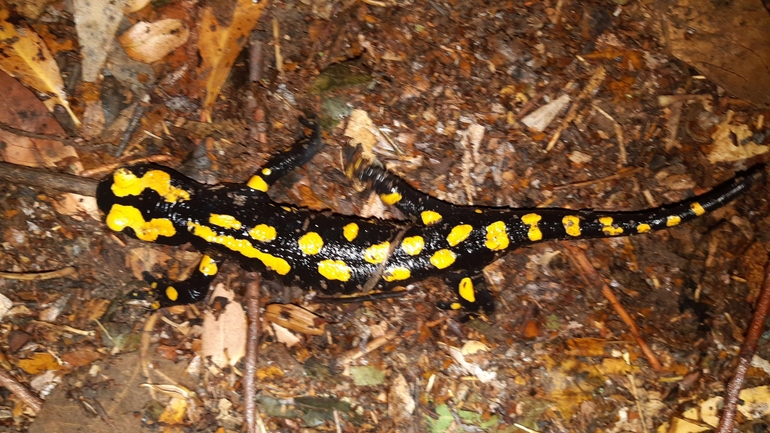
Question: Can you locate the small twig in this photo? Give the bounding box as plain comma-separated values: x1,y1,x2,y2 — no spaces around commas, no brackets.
545,66,606,152
0,162,99,196
249,39,265,83
513,423,540,433
244,273,261,433
0,122,76,144
31,321,95,337
78,155,176,178
565,244,662,371
592,104,626,168
0,369,43,414
339,328,400,365
551,167,643,190
114,104,147,157
360,226,410,293
272,18,283,78
140,311,161,401
0,266,76,281
333,409,343,433
627,373,648,433
716,260,770,433
360,0,391,6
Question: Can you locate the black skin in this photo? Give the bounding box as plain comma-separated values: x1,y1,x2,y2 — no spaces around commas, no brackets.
97,117,767,313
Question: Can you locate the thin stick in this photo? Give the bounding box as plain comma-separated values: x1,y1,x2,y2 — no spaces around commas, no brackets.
565,244,662,371
715,261,770,433
244,273,261,433
78,155,176,178
0,266,76,281
550,167,643,190
0,162,99,196
0,122,75,144
0,369,43,414
339,328,400,365
114,104,147,157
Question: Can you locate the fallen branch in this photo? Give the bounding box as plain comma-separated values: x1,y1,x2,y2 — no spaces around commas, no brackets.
0,369,42,414
244,273,262,433
0,266,76,281
715,259,770,433
0,162,98,196
565,244,662,371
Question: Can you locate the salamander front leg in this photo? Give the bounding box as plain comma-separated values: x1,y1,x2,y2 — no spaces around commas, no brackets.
245,116,325,193
130,254,223,309
437,273,495,317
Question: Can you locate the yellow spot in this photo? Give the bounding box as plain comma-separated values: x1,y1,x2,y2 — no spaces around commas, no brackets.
599,216,624,236
199,255,218,276
637,223,652,233
106,204,177,242
562,215,581,237
430,249,456,269
247,175,269,192
343,223,359,242
249,224,277,242
383,267,411,282
666,215,681,227
209,214,242,230
485,221,509,251
151,301,161,309
261,168,272,176
380,192,403,205
401,236,425,256
298,232,324,255
447,225,473,246
474,209,483,214
521,213,543,241
165,286,178,302
450,302,462,310
318,260,352,281
112,168,191,202
458,277,475,303
188,222,291,275
364,242,391,264
421,210,443,225
690,202,706,216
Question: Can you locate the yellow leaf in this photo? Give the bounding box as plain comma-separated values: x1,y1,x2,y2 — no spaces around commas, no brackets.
0,9,80,126
17,352,62,374
158,397,188,424
197,0,268,117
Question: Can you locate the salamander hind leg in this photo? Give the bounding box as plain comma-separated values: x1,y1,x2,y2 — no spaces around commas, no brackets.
246,116,325,193
130,254,223,309
437,273,495,318
344,146,459,226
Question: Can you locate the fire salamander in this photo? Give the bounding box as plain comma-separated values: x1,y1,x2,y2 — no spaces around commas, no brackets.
96,118,766,312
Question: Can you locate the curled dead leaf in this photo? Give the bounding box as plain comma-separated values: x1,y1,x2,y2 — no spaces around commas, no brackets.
119,19,190,64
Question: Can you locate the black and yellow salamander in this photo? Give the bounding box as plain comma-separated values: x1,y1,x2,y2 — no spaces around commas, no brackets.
96,118,766,312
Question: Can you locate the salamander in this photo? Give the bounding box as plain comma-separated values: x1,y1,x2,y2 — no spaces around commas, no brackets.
96,118,766,312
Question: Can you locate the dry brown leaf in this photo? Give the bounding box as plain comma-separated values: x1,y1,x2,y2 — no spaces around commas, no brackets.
73,0,126,82
197,0,268,117
119,19,190,64
0,9,80,126
661,0,770,106
708,111,768,163
200,284,246,368
264,303,326,336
